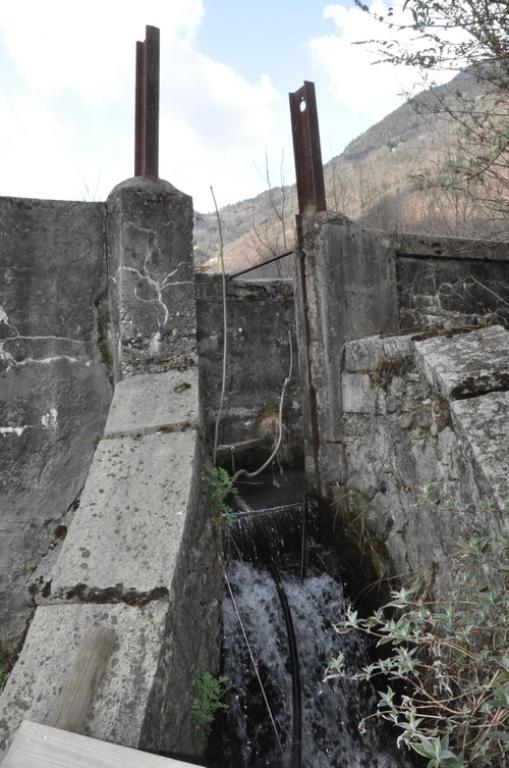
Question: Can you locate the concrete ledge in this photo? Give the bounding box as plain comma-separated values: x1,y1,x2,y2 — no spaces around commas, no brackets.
104,369,198,438
415,325,509,399
0,600,169,757
50,430,198,598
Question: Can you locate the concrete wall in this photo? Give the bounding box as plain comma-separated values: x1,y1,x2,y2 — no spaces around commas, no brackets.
296,214,509,497
296,212,509,596
0,183,297,762
0,197,112,646
0,181,221,763
196,274,303,468
296,214,399,495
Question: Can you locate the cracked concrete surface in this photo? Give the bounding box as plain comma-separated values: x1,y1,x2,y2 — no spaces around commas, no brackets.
104,368,199,438
0,197,112,645
0,180,221,762
50,430,198,597
106,177,196,379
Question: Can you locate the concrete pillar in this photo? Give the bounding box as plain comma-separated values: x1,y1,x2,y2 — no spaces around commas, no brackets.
295,214,399,498
106,177,196,381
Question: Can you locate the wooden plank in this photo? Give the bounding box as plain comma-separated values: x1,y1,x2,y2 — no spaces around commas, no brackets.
46,628,116,733
2,721,204,768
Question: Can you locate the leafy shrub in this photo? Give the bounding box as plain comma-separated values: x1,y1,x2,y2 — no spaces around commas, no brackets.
191,671,229,744
205,465,237,527
326,527,509,767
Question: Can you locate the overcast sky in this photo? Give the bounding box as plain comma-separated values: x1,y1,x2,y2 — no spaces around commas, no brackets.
0,1,454,212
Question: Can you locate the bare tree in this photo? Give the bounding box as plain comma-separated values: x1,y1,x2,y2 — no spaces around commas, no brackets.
249,150,296,276
355,0,509,233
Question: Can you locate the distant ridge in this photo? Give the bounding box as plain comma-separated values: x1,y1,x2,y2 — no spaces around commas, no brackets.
195,70,499,275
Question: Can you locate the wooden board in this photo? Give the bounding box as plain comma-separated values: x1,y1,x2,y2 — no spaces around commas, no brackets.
2,721,204,768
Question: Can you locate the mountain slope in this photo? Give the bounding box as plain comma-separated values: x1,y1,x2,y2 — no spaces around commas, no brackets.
195,71,503,274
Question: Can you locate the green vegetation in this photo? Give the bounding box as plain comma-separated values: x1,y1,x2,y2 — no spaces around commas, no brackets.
206,464,237,528
191,671,229,744
326,523,509,767
260,399,278,419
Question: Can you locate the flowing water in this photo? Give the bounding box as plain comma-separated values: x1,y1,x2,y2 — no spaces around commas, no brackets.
216,476,412,768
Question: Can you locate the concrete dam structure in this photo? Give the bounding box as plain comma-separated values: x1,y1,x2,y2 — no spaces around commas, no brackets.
1,178,509,763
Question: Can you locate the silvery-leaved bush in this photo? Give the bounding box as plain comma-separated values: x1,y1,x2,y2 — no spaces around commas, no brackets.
326,512,509,767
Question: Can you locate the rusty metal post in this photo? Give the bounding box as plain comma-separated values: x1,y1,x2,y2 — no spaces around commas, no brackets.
289,82,326,495
143,25,160,178
289,82,326,215
134,41,146,176
134,25,160,178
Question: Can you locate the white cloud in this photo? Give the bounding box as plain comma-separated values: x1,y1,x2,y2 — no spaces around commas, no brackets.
0,0,284,210
0,1,205,103
309,1,456,120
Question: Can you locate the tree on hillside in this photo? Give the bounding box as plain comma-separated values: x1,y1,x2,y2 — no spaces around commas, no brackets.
356,0,509,228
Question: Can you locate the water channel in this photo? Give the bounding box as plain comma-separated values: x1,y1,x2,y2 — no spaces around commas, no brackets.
209,470,413,768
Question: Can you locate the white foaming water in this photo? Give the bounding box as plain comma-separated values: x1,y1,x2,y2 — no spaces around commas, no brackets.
222,560,410,768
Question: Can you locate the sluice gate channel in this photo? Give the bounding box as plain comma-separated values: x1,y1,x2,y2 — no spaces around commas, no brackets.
208,471,411,768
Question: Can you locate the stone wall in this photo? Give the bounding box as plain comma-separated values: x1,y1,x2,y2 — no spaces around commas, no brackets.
395,233,509,330
339,324,509,597
0,197,112,646
196,274,303,468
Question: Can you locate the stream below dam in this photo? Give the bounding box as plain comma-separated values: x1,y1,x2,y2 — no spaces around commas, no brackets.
209,470,413,768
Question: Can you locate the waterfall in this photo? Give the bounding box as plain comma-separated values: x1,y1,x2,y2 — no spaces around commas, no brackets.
222,561,408,768
218,503,411,767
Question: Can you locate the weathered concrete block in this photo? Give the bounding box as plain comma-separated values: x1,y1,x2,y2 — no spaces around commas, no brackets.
343,334,412,373
415,325,509,399
340,324,509,598
341,373,377,413
0,600,169,757
104,368,199,438
451,391,509,512
50,429,198,598
106,178,195,379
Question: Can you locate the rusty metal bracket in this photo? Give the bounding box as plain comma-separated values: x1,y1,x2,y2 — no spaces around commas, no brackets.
134,25,160,178
289,82,326,215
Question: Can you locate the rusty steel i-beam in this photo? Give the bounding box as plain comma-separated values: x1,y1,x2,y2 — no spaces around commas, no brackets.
289,82,326,215
134,25,160,178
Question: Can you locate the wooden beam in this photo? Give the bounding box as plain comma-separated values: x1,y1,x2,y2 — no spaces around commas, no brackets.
2,720,203,768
